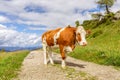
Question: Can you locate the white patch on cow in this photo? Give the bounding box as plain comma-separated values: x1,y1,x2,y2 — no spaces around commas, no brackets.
64,46,72,53
42,37,48,46
79,33,87,45
76,26,87,46
54,27,66,45
62,59,66,68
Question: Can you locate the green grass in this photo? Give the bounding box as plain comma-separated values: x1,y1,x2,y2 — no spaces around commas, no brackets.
0,50,29,80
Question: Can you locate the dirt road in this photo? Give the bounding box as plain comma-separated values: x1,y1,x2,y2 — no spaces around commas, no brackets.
16,50,120,80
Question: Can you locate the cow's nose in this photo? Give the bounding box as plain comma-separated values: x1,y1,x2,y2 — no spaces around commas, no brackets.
83,42,87,46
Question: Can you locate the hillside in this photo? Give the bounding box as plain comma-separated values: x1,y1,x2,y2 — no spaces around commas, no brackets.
69,17,120,67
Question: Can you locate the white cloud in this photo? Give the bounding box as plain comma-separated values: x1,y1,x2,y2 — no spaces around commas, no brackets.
0,24,41,47
0,16,9,23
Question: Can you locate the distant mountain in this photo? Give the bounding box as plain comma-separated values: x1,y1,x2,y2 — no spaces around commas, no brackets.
0,46,42,52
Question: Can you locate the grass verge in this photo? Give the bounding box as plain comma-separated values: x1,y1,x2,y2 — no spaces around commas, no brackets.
0,50,29,80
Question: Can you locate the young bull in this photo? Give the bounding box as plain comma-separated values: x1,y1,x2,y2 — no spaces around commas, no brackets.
42,26,87,68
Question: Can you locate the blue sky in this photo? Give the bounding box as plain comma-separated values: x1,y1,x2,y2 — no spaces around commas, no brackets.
0,0,120,47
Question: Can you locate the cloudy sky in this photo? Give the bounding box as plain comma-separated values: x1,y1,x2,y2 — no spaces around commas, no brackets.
0,0,120,47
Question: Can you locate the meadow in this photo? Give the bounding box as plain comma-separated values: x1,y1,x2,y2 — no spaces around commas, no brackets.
0,50,29,80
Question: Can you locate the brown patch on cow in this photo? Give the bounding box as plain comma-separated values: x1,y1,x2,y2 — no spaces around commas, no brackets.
42,28,61,46
57,27,76,47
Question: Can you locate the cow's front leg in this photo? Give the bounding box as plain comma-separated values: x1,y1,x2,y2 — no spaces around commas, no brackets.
59,45,66,68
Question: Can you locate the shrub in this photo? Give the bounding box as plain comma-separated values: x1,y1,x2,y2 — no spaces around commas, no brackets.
100,12,115,25
82,20,101,29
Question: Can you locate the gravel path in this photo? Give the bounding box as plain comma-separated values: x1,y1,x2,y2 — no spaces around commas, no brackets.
16,50,120,80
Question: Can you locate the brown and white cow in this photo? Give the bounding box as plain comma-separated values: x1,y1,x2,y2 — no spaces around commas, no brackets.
41,26,87,68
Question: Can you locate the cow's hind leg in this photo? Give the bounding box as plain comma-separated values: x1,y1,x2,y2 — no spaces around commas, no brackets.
42,43,47,65
48,47,54,65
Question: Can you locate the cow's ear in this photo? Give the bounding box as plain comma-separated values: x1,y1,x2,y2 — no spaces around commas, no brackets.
86,29,91,35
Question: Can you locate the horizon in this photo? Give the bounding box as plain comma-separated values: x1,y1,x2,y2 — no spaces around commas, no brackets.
0,46,42,52
0,0,120,48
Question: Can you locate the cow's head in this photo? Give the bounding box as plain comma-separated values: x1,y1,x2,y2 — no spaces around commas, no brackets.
76,26,87,46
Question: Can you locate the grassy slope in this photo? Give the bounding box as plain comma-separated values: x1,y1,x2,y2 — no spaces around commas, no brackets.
69,20,120,67
0,50,29,80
